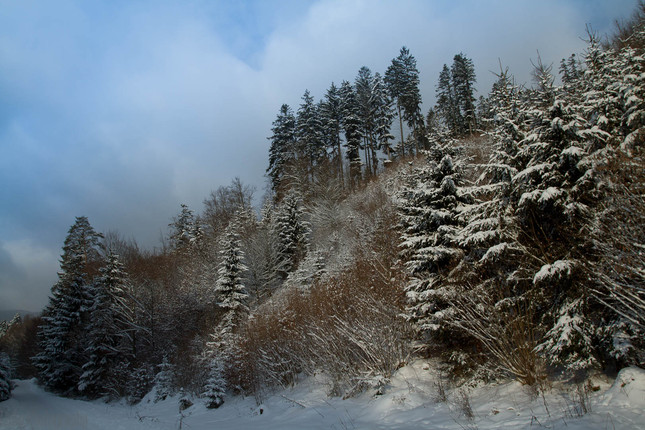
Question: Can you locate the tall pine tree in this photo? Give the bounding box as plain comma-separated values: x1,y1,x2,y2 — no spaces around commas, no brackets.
33,216,104,395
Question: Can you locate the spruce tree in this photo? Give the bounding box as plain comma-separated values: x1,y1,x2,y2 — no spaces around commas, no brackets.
267,104,297,198
0,352,12,401
296,90,325,183
275,192,310,275
451,53,478,135
339,80,363,187
373,72,396,162
399,149,470,346
202,222,249,408
385,46,423,155
436,64,460,135
153,355,175,402
202,358,226,408
355,66,377,174
78,251,134,398
320,82,345,186
169,204,203,253
33,216,103,395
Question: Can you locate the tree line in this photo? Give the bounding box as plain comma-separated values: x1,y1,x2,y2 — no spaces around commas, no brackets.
267,47,478,200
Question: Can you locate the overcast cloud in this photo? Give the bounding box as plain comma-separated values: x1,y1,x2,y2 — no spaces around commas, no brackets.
0,0,636,312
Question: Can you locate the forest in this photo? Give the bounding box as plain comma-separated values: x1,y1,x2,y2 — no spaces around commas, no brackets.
1,3,644,413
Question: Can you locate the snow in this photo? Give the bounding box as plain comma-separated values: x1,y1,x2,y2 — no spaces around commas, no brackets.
533,260,574,285
2,364,645,430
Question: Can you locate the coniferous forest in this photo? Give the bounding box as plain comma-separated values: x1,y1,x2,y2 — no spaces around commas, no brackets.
1,4,644,411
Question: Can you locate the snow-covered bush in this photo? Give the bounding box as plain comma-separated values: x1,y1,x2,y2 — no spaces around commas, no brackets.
240,183,410,398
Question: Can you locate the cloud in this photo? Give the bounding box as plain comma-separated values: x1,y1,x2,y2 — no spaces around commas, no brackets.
0,240,59,312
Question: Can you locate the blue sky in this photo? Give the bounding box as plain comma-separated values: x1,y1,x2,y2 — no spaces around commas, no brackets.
0,0,637,312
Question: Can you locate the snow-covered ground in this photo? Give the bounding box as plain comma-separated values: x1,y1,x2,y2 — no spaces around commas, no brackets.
1,361,644,430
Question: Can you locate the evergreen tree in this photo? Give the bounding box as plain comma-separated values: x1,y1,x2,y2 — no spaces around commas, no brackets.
385,46,423,155
169,204,203,253
78,251,135,398
399,149,470,346
244,203,286,302
320,82,345,186
436,64,460,135
339,80,363,187
0,352,12,401
267,104,297,198
451,53,478,134
373,72,396,161
153,355,175,402
202,357,226,408
296,90,325,183
216,222,250,329
33,216,103,395
275,192,310,275
355,66,377,175
201,222,249,408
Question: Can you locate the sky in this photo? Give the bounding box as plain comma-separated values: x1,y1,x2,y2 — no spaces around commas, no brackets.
0,0,637,313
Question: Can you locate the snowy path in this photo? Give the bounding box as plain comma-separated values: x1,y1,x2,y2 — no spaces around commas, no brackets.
1,365,644,430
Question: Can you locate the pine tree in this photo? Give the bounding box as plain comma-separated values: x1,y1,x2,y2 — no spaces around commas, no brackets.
0,352,13,401
275,192,310,275
214,219,250,351
509,54,606,372
78,251,135,398
373,72,396,162
385,46,423,155
33,216,103,395
153,355,175,402
399,149,470,346
320,82,345,186
296,90,325,183
169,204,203,253
202,358,226,408
267,104,297,198
201,222,249,408
244,203,286,302
339,80,363,187
451,53,478,134
355,66,377,175
436,64,460,135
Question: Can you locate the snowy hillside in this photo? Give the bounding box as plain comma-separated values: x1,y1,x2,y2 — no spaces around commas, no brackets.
2,362,644,430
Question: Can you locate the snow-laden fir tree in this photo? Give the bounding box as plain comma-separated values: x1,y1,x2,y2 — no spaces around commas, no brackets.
169,204,203,253
372,72,396,161
202,357,226,409
339,80,363,188
78,251,137,398
0,352,13,401
297,90,325,183
267,104,297,198
398,147,470,347
443,67,541,382
153,355,175,402
385,46,423,156
202,221,250,407
33,216,103,395
320,82,345,185
451,53,478,135
275,192,310,276
578,28,645,366
436,64,460,136
244,202,286,303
